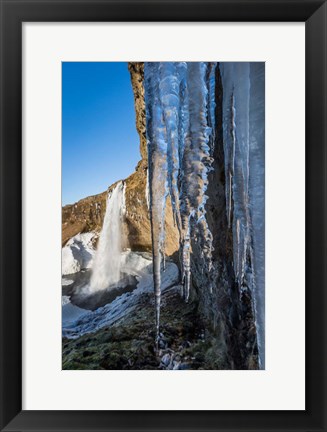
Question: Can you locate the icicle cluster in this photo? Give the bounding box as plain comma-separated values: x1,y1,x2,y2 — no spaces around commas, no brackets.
144,61,264,368
220,63,265,368
144,62,216,339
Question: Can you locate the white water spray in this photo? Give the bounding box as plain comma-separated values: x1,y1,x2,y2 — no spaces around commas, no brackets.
90,181,126,292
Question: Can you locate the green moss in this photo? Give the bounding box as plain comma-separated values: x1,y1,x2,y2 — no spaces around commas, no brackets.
62,289,229,370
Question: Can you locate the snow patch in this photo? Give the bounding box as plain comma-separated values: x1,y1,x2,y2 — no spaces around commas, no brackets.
62,252,179,339
62,278,74,286
62,295,71,306
62,301,88,326
62,232,96,275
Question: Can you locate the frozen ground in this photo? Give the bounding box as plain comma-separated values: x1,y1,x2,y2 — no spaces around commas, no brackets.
62,232,96,275
62,250,179,338
62,299,88,326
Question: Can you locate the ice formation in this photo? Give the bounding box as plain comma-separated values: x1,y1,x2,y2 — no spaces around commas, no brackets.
220,62,265,367
90,181,126,292
144,61,264,366
144,62,216,338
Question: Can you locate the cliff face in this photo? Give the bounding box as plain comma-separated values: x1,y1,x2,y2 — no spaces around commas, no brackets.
62,192,107,246
128,62,147,165
62,62,178,257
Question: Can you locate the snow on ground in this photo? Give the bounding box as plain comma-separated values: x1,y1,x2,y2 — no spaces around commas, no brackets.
62,232,96,275
62,279,74,286
62,251,179,339
62,295,71,306
62,299,88,326
120,250,152,277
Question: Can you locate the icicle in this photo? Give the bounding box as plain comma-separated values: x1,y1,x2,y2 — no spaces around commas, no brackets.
248,62,265,368
229,94,236,227
207,62,217,155
144,61,264,366
144,62,169,340
161,249,166,272
159,62,184,235
181,214,193,302
221,63,251,290
145,168,150,210
144,62,216,339
220,67,236,229
183,62,214,274
221,62,265,368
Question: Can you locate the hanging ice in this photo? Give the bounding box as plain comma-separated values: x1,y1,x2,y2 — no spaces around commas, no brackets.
144,63,169,338
248,63,265,369
159,62,183,232
180,62,215,299
144,61,264,367
144,62,216,338
90,181,126,292
220,62,265,368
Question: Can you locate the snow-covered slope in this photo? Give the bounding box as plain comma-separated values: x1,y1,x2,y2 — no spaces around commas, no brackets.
62,251,179,338
62,232,96,275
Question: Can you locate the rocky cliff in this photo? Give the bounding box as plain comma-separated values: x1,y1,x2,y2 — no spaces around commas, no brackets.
62,63,179,257
128,62,147,165
62,192,107,246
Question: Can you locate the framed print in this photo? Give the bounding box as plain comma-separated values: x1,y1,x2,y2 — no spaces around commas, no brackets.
0,0,326,431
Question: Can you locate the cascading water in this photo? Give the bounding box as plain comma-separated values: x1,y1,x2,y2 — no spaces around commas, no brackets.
90,181,126,292
144,61,265,367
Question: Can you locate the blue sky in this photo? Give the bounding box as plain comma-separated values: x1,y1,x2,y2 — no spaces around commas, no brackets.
62,62,140,205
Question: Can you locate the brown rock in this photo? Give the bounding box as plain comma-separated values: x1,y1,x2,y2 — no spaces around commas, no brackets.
62,192,107,246
62,62,178,257
128,62,147,166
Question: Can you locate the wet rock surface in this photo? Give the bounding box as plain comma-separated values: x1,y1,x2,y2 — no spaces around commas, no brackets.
62,287,229,370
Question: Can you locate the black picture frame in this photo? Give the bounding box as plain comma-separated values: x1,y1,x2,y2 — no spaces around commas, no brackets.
0,0,326,431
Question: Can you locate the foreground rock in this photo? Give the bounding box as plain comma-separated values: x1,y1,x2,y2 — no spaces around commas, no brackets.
62,287,229,370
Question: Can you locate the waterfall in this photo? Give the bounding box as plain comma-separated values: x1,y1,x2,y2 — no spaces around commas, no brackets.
90,181,126,292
